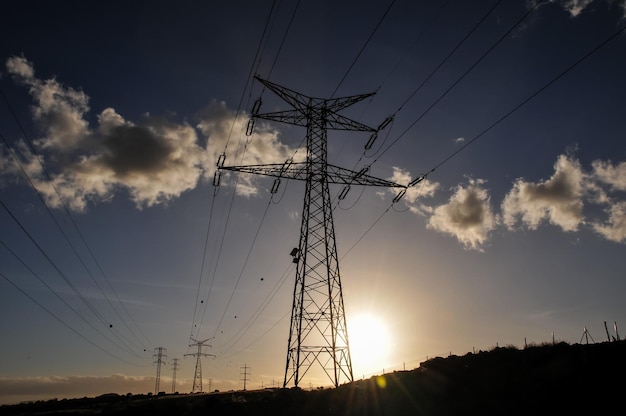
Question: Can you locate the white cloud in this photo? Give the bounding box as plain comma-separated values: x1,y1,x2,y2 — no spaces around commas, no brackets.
551,0,626,19
2,56,299,210
501,154,585,232
588,159,626,242
592,201,626,242
591,159,626,191
427,178,496,251
7,56,90,150
557,0,594,17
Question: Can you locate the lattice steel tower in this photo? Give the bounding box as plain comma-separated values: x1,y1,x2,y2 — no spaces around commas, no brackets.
153,347,167,394
221,77,405,388
184,338,215,393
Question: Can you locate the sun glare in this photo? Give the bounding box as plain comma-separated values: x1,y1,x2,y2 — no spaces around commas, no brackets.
348,312,393,378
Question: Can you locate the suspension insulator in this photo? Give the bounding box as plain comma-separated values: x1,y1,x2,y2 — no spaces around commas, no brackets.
216,153,226,168
365,132,378,150
408,175,425,187
271,178,281,194
246,118,255,136
213,170,222,187
252,98,262,115
281,158,293,173
377,116,393,131
355,166,369,179
392,188,407,203
338,185,351,200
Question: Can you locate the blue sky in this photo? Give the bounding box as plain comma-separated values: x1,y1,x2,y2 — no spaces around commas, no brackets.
1,0,625,404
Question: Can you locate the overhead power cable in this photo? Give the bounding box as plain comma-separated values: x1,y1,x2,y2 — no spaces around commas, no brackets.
373,0,546,163
340,19,626,262
392,0,504,115
191,0,283,340
0,92,152,351
209,197,274,341
332,0,503,211
0,199,144,359
330,0,397,98
216,261,295,355
426,22,626,176
0,270,143,366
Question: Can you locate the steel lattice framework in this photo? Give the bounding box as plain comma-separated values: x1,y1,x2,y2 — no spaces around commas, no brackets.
221,76,405,388
184,338,214,393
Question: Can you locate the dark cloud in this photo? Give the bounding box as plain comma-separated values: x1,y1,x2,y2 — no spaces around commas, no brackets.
101,124,175,177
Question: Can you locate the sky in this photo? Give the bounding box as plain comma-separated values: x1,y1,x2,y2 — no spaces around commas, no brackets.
1,0,625,405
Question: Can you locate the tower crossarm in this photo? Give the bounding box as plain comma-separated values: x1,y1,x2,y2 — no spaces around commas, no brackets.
221,162,406,188
255,109,376,132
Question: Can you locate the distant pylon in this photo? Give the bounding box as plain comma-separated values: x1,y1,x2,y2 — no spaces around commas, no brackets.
184,338,215,393
240,364,251,391
153,347,167,394
171,358,180,393
221,76,406,388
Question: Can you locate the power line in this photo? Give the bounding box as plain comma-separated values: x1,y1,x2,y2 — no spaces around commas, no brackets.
191,0,291,337
373,0,546,163
0,94,152,351
425,23,626,176
330,0,397,98
338,21,626,263
0,270,143,366
0,239,144,360
209,195,274,340
0,200,145,360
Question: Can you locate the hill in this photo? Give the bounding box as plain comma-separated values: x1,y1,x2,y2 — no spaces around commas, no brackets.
2,340,625,415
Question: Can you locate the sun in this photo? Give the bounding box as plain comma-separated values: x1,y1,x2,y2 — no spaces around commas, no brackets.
348,312,393,378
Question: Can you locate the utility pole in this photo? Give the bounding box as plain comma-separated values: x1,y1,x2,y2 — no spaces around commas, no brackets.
171,358,180,393
240,364,251,391
220,76,407,388
153,347,167,395
184,338,215,393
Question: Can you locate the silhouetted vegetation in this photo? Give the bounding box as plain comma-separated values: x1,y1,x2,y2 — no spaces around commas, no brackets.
2,340,625,415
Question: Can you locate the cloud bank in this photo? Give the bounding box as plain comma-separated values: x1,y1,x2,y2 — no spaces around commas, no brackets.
394,154,626,250
1,56,299,211
0,374,188,405
3,57,625,250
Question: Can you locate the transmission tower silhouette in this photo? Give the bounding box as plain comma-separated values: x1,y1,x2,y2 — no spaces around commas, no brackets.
171,358,180,393
185,338,215,393
240,364,251,391
153,347,167,394
221,76,405,388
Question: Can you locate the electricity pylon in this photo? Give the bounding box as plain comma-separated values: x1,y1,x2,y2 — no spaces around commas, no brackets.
153,347,167,394
171,358,180,393
185,338,215,393
220,76,405,388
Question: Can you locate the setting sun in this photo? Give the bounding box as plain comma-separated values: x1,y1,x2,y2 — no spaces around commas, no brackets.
348,312,394,378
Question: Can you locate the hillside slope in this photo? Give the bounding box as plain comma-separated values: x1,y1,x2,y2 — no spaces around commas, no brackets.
2,340,625,416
